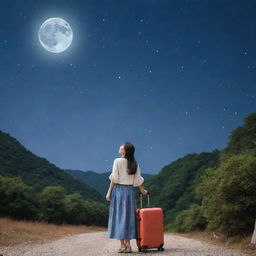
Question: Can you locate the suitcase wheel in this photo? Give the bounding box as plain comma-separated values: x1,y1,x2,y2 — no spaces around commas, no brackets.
138,246,148,253
157,247,164,251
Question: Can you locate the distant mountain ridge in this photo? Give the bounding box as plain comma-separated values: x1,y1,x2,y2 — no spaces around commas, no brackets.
64,169,153,196
0,130,105,204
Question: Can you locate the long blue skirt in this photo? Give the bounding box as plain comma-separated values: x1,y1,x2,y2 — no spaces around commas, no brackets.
108,184,137,239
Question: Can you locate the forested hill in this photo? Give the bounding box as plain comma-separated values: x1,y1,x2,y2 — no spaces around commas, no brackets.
64,169,153,196
143,111,256,237
0,130,104,203
143,149,220,225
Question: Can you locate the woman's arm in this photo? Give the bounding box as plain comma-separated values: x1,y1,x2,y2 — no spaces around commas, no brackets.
108,180,116,194
106,159,119,201
106,180,117,201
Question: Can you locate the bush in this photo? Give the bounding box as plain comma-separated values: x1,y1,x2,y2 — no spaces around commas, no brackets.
196,153,256,236
38,186,66,224
0,175,38,219
173,204,207,232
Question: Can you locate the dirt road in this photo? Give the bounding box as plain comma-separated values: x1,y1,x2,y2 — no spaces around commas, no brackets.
0,231,251,256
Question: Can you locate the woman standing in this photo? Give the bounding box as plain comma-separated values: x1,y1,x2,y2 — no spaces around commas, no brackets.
106,142,148,253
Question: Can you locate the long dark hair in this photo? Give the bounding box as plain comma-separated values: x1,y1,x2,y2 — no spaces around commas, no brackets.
123,142,138,175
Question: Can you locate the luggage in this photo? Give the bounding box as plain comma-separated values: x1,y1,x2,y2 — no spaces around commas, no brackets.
135,191,164,253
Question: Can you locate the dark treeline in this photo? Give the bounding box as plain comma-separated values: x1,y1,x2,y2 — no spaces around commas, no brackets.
0,175,108,226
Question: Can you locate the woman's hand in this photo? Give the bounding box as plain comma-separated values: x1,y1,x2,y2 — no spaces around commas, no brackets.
139,185,148,196
141,189,148,195
106,192,111,201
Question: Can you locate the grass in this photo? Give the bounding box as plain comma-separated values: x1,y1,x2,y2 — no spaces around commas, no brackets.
166,230,256,254
0,217,107,247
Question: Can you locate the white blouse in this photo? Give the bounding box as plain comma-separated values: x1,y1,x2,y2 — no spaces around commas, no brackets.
109,157,144,187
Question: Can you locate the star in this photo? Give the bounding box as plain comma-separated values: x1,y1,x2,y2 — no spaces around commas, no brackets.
118,75,122,79
185,111,189,115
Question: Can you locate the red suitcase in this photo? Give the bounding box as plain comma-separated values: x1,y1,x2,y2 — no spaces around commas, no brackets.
136,191,164,253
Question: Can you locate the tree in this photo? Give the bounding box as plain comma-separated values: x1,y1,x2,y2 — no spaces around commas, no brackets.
38,186,66,224
0,175,38,219
196,153,256,236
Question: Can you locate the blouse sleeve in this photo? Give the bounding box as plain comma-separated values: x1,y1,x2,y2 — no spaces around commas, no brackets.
109,158,119,183
133,164,144,187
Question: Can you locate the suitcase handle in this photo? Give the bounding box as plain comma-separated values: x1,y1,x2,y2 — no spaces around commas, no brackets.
138,190,150,195
138,191,150,208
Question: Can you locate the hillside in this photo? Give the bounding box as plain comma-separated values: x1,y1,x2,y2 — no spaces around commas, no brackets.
143,111,256,238
143,149,221,227
64,169,153,196
0,130,105,204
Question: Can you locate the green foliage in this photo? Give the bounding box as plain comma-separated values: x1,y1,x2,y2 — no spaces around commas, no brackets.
145,112,256,237
62,193,109,226
0,176,109,226
63,193,87,224
0,130,105,204
196,153,256,236
173,204,207,232
222,112,256,158
38,186,66,224
142,150,220,227
0,176,38,219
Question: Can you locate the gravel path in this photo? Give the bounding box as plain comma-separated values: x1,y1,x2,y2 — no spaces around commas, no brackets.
0,231,252,256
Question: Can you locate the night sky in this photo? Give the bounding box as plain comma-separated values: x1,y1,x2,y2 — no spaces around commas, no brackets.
1,0,256,174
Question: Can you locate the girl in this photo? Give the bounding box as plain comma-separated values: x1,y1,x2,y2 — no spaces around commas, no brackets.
106,142,148,253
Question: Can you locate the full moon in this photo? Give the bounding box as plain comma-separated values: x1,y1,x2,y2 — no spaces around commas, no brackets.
38,17,73,53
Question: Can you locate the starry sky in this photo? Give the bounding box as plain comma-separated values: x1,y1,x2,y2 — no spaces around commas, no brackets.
0,0,256,174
